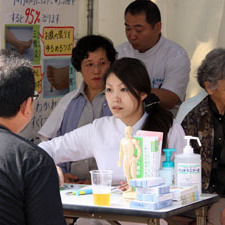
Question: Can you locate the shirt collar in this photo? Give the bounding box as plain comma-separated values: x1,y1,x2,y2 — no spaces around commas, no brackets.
76,80,105,99
0,124,10,131
208,95,225,117
134,34,164,56
76,81,86,96
133,112,148,132
115,112,148,135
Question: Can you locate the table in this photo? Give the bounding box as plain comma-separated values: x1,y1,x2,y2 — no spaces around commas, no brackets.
60,186,219,225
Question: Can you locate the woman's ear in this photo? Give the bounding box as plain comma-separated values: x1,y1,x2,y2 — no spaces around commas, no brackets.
140,92,147,101
204,81,214,95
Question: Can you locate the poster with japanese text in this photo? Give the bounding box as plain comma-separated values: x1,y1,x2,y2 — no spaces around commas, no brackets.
0,0,79,142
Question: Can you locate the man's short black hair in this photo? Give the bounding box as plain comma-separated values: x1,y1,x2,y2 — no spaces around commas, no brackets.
0,49,35,118
71,35,117,71
125,0,161,27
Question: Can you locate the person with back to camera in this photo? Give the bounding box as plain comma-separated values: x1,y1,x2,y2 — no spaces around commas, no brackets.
116,0,190,116
0,49,66,225
176,48,225,225
39,57,186,225
38,35,117,184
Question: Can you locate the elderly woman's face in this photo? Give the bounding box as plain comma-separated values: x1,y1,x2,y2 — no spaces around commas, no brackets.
210,79,225,114
80,47,110,91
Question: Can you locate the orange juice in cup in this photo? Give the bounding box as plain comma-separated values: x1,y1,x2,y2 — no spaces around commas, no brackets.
90,170,113,206
93,192,111,206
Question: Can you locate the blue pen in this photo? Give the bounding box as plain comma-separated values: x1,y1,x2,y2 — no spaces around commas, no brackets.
74,188,93,196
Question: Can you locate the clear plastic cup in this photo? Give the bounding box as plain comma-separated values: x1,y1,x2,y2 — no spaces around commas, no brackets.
90,170,113,206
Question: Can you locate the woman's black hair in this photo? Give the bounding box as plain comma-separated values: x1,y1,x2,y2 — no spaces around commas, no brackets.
71,35,117,71
103,57,173,148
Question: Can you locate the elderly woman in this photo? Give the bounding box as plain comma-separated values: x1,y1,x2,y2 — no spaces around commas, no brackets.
176,48,225,225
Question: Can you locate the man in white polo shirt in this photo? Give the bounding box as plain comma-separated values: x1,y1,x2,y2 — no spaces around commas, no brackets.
117,0,190,116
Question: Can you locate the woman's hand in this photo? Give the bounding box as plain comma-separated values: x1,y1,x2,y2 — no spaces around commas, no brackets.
118,181,129,191
64,173,79,183
64,173,92,184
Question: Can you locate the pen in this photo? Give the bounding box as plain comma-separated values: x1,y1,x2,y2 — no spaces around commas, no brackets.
73,188,93,196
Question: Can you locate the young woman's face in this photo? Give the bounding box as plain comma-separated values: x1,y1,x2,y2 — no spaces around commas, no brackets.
80,47,110,91
105,73,146,126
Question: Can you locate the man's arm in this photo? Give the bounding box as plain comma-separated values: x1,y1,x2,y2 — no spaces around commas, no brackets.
151,88,180,109
154,47,190,110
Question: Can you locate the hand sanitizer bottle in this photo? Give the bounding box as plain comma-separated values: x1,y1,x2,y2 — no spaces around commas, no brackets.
159,148,176,185
174,136,202,195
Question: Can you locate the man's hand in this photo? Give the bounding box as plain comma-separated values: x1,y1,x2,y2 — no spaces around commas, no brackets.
151,88,180,109
56,166,64,187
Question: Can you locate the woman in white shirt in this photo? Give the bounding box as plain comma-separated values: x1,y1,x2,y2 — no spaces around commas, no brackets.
39,57,185,185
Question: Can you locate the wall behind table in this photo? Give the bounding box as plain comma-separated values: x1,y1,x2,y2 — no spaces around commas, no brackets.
156,0,225,99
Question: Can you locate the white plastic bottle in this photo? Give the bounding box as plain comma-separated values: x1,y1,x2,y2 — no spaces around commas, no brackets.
174,136,202,195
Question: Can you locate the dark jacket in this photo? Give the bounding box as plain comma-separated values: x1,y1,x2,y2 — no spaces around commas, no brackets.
181,96,225,195
0,125,66,225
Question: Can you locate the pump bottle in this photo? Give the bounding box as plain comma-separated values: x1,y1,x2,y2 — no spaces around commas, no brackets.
159,148,176,185
174,136,202,195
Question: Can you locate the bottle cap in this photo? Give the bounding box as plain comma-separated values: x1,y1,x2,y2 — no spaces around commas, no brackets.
162,148,176,168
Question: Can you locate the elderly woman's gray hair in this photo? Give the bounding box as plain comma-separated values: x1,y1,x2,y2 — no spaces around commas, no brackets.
197,48,225,90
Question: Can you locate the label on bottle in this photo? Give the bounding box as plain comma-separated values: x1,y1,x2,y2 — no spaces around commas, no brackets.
177,163,201,194
159,168,173,185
